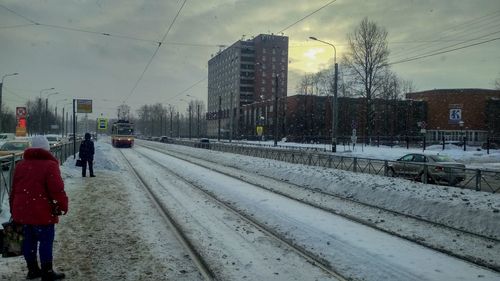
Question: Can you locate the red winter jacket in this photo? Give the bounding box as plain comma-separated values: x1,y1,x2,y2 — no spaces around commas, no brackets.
10,148,68,225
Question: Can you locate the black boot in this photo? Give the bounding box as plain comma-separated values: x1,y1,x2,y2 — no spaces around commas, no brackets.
26,260,42,279
41,262,65,281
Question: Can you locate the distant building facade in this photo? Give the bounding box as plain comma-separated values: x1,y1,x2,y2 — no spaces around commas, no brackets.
206,34,288,138
241,94,426,143
407,89,500,144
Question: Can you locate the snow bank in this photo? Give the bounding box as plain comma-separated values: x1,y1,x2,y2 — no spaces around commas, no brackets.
163,143,500,240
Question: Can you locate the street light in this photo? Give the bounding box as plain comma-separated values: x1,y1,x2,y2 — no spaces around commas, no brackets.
55,98,68,135
45,92,59,134
0,73,19,132
187,95,201,138
309,36,338,152
38,88,55,134
180,99,192,140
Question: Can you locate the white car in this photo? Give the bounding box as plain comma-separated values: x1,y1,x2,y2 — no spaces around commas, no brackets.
45,135,64,147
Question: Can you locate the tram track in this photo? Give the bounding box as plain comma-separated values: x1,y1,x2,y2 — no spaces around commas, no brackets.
137,142,500,272
120,147,348,281
119,149,216,281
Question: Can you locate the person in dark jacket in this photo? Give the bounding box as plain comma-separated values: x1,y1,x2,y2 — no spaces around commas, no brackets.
79,132,95,177
10,135,68,281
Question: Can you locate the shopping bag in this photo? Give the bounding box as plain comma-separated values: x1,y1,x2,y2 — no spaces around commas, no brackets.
75,159,83,167
1,220,23,257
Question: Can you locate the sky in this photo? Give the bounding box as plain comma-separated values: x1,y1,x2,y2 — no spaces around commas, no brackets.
1,0,499,119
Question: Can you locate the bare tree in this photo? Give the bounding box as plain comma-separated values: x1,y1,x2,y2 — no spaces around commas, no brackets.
495,76,500,90
343,17,390,140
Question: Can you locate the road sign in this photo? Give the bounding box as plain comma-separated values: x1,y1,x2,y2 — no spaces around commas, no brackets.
76,99,92,113
256,126,263,136
16,107,27,118
97,118,108,130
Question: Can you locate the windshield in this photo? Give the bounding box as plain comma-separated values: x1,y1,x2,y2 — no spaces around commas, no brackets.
46,136,60,142
430,155,455,162
0,142,29,151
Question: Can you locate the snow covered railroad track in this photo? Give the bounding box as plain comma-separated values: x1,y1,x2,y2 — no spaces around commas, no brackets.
131,144,500,280
120,148,346,281
119,149,216,281
138,143,500,272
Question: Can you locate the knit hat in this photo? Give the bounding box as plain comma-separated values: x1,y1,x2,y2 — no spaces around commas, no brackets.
31,135,50,151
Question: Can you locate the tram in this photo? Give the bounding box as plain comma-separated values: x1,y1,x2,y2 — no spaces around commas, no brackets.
111,120,134,147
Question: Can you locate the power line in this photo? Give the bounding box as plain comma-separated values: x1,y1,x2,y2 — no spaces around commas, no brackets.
37,23,160,44
390,10,500,59
391,30,500,63
0,23,36,29
0,3,39,24
388,37,500,65
278,0,337,33
123,0,187,103
168,77,207,101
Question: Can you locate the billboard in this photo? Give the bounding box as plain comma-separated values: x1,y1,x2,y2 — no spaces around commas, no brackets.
76,99,92,113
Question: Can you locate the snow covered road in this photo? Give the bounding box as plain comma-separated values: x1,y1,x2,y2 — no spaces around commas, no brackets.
132,144,500,281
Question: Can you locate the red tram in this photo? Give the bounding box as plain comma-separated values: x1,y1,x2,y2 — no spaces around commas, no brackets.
111,120,134,148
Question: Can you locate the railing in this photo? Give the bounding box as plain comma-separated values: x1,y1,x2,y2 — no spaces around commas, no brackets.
171,139,500,194
0,140,81,215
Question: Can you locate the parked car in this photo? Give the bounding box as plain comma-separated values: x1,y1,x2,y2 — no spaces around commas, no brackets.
45,135,63,147
0,140,31,171
195,138,210,149
389,153,466,186
160,136,173,143
0,133,16,147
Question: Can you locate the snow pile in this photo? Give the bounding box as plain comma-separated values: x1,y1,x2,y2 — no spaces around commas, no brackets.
162,142,500,239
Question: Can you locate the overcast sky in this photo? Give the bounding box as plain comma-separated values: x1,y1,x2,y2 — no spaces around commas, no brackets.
1,0,499,119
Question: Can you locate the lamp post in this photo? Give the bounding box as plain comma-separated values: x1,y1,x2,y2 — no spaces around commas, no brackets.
0,73,19,132
55,98,68,135
459,120,465,151
39,88,55,135
45,92,59,134
309,36,338,152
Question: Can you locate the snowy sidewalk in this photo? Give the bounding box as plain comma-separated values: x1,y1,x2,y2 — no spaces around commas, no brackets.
1,142,202,281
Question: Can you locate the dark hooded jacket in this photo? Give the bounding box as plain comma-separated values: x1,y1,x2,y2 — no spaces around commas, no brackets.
10,148,68,224
79,133,95,160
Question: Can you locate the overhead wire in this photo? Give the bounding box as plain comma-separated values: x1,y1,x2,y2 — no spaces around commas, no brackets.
278,0,337,33
0,23,36,29
390,10,500,59
122,0,187,103
388,37,500,66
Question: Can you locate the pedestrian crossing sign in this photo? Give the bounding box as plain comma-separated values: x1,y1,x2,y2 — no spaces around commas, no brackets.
97,118,108,130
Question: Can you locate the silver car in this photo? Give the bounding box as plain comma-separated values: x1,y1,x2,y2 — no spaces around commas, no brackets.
389,153,466,186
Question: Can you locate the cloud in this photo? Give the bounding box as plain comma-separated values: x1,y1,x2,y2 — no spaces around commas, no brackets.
1,0,499,118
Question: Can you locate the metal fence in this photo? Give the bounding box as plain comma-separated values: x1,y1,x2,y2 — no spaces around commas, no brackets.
0,140,81,215
172,139,500,194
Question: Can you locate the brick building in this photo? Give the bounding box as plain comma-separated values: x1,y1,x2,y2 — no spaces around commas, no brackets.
407,89,500,144
241,95,426,142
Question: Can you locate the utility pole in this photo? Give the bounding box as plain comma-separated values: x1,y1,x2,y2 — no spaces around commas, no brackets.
62,107,65,136
218,95,221,141
0,73,19,133
170,109,173,137
177,111,180,138
230,91,233,142
274,75,278,147
188,104,192,140
197,104,200,138
309,36,338,152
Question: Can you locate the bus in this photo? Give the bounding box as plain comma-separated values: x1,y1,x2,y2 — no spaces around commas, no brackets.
111,120,134,147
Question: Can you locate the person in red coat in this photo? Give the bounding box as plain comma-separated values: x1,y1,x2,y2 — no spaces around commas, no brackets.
9,135,68,281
